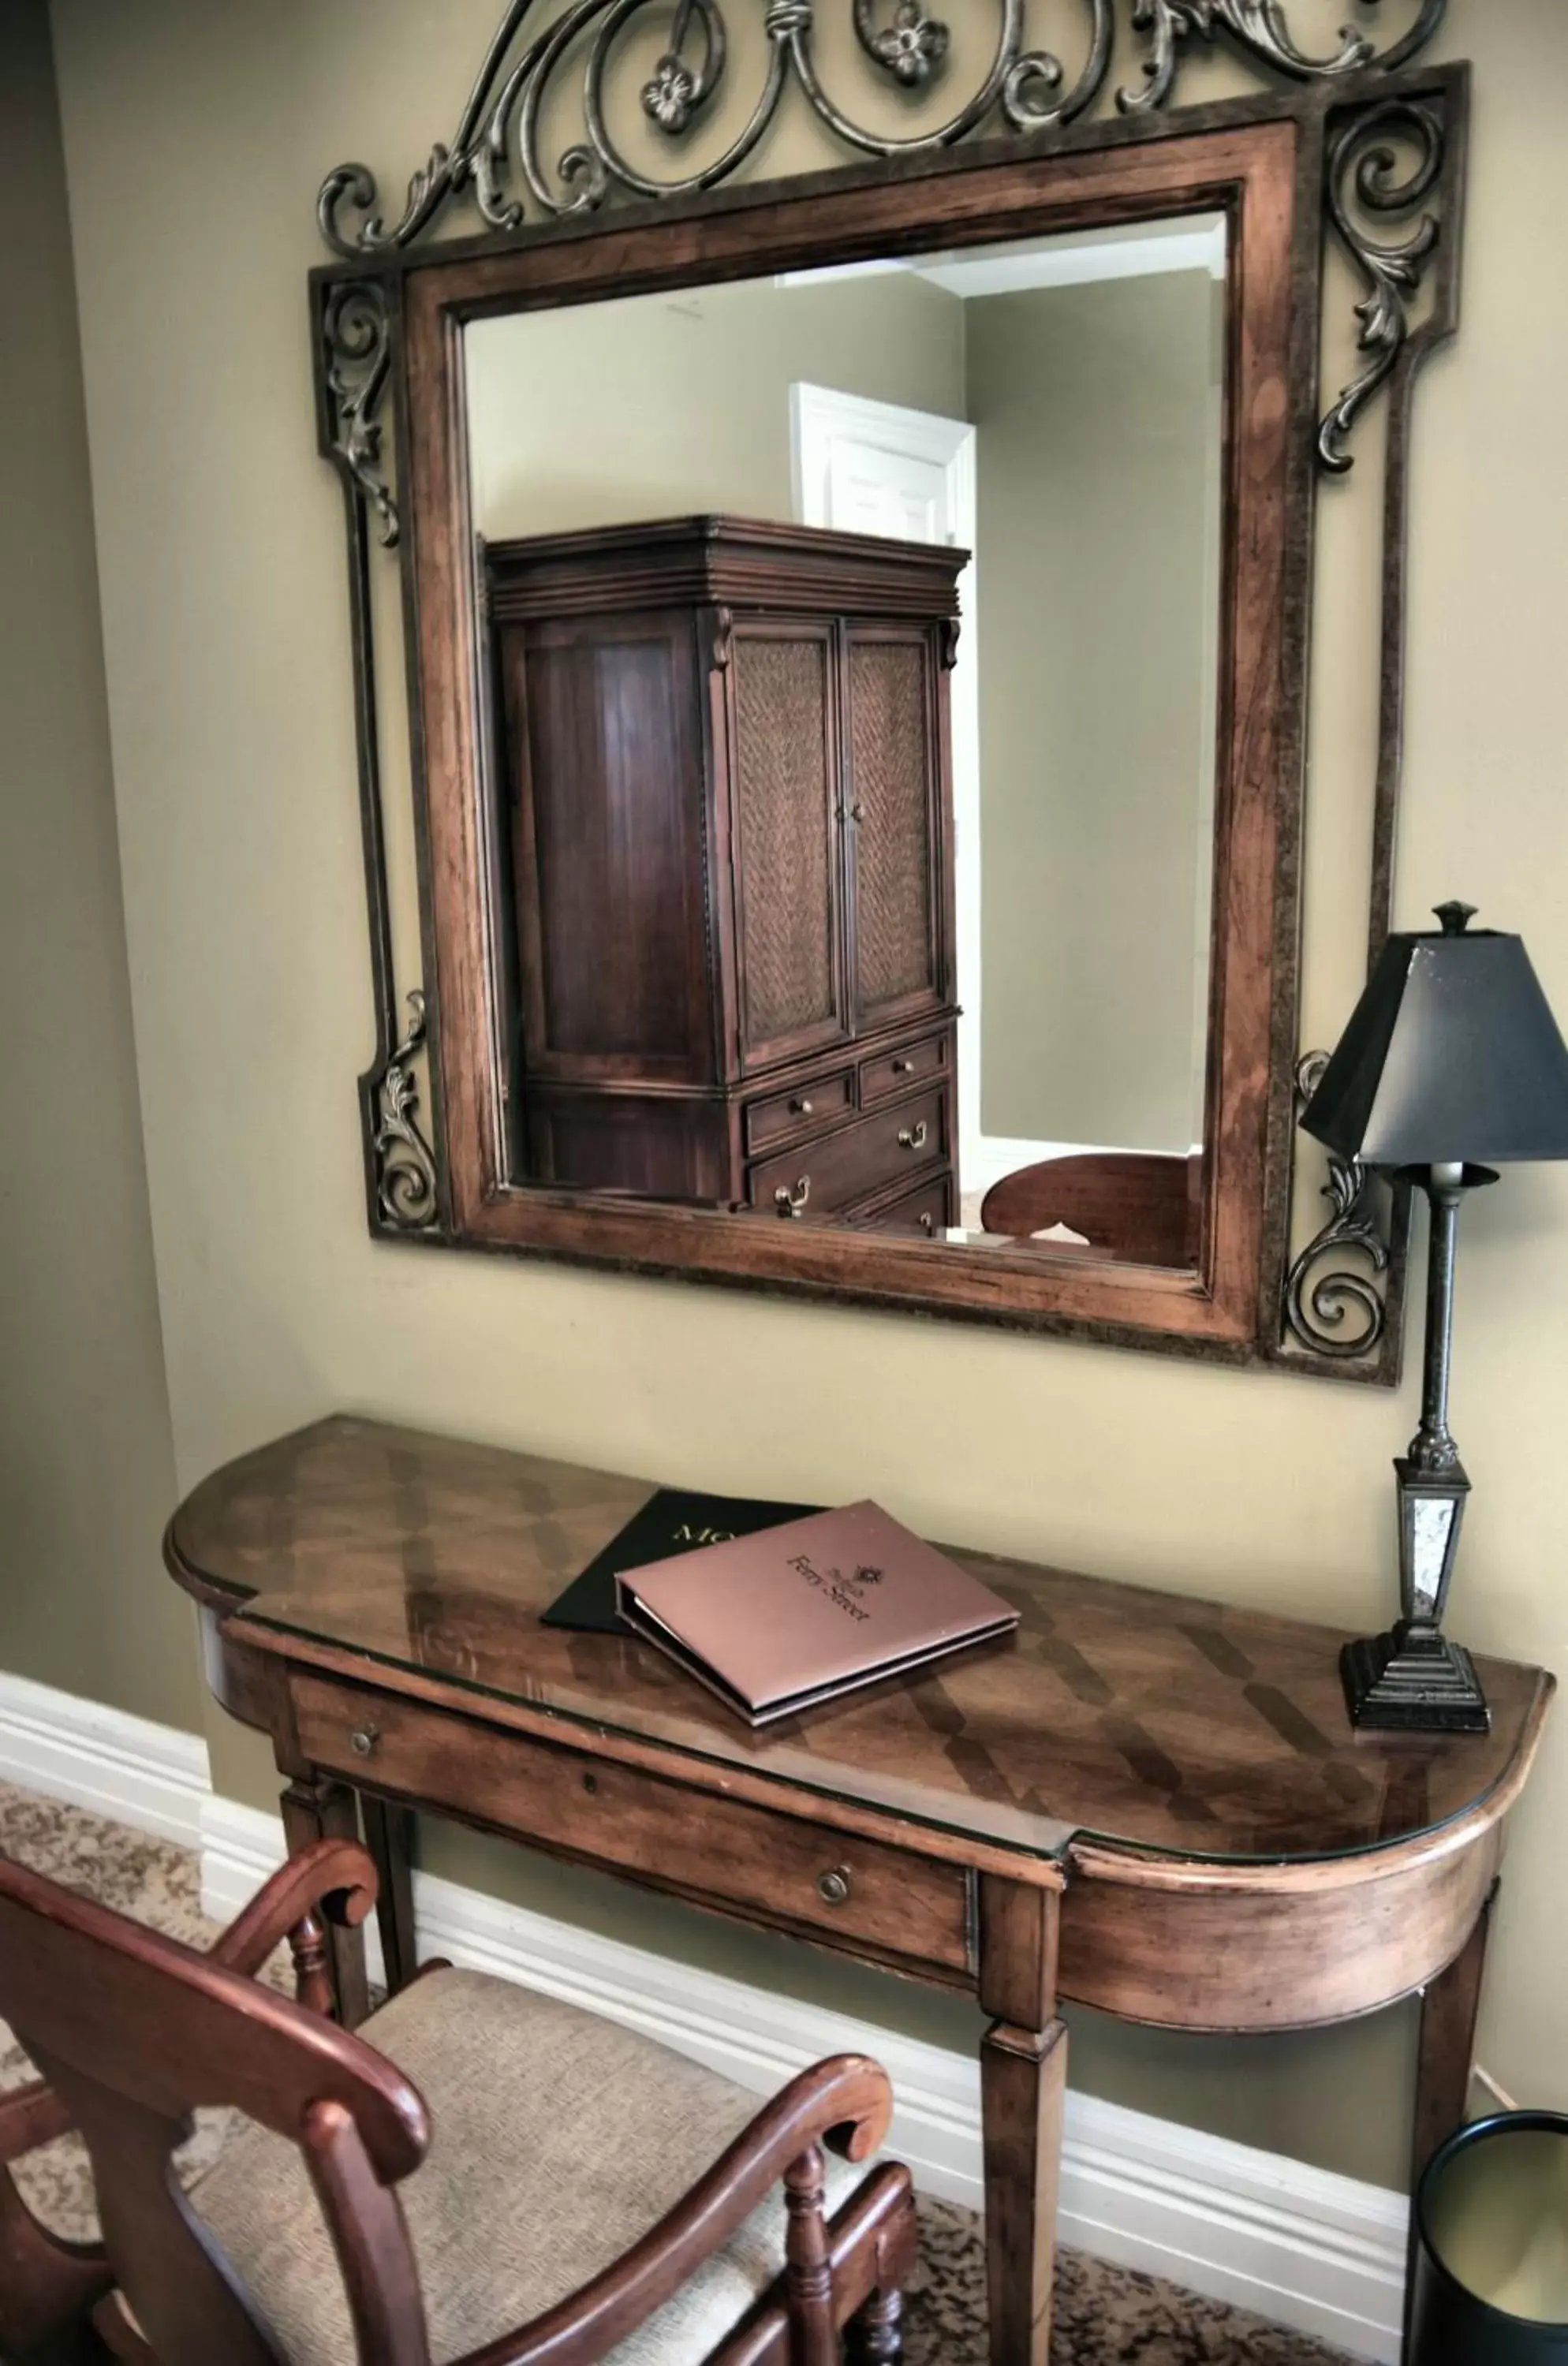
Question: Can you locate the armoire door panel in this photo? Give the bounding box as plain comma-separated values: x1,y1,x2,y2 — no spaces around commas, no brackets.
843,629,946,1033
504,609,713,1085
729,623,849,1072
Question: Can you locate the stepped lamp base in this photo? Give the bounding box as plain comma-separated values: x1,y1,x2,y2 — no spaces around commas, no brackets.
1341,1625,1491,1735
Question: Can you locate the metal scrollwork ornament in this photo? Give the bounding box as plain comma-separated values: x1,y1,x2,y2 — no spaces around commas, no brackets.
373,993,439,1232
642,1,720,132
316,0,1448,259
857,2,950,88
1317,98,1445,473
1283,1053,1391,1360
322,282,398,547
1120,0,1446,115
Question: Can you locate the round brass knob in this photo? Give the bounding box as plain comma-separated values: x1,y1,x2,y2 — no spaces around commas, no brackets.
816,1866,853,1909
892,1058,914,1076
790,1097,813,1116
349,1728,378,1760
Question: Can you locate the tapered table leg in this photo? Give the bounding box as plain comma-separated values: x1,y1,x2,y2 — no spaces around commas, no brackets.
978,1875,1068,2366
360,1793,417,1995
1411,1879,1496,2189
982,2018,1068,2366
279,1774,371,2028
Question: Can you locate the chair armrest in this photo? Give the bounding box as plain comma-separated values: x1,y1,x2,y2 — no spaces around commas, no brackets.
207,1838,379,1983
453,2052,893,2366
0,2081,74,2164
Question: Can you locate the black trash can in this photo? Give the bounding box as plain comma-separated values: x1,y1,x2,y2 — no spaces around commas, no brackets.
1410,2113,1568,2364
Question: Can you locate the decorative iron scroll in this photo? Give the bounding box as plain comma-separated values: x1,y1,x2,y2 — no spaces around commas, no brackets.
1317,95,1445,472
372,992,439,1231
1277,73,1462,1371
1125,0,1444,118
316,0,1447,259
316,276,435,1233
321,281,398,547
1283,1052,1391,1360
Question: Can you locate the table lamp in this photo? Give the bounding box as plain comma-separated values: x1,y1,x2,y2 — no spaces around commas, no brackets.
1301,903,1568,1733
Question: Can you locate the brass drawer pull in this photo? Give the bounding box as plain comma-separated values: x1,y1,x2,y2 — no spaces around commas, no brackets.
920,1212,935,1235
898,1121,928,1152
816,1866,853,1909
349,1727,379,1760
891,1057,915,1077
775,1177,811,1219
789,1097,813,1117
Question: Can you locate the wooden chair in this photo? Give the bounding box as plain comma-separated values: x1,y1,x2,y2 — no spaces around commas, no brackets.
0,1840,917,2366
980,1151,1199,1266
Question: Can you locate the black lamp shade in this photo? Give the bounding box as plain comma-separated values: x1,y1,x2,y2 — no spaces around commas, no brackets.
1302,909,1568,1169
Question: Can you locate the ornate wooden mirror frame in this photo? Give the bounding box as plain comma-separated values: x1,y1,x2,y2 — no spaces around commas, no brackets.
311,1,1466,1378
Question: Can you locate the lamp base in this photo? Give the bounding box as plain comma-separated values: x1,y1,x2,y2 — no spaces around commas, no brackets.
1340,1623,1491,1735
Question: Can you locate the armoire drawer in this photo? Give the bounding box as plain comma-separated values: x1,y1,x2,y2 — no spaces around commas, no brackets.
743,1067,854,1155
289,1672,976,1978
860,1030,950,1106
847,1170,955,1237
748,1085,949,1218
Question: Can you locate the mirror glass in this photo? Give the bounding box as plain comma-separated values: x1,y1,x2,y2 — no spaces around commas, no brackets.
465,211,1227,1269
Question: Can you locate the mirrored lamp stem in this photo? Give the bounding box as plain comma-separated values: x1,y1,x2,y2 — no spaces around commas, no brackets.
1341,1159,1492,1734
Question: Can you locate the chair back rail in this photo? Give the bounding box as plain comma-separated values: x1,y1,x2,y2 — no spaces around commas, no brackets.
981,1150,1198,1265
0,1848,427,2366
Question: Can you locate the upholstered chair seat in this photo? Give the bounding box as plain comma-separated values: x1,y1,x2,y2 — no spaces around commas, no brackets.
0,1841,916,2366
192,1966,870,2364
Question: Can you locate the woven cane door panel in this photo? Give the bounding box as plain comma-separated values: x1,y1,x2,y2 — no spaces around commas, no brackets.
846,637,941,1024
731,631,846,1065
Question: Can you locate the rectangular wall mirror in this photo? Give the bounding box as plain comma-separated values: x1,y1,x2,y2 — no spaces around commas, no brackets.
315,25,1468,1374
465,213,1226,1267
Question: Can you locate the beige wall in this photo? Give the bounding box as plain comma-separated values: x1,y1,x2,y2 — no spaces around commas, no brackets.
967,269,1220,1150
44,0,1568,2191
469,272,966,537
0,0,192,1730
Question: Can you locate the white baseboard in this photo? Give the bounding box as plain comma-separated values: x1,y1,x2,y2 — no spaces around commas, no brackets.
2,1671,1409,2361
0,1670,210,1848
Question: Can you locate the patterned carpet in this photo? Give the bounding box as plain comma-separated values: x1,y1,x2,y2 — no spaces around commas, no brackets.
0,1782,1353,2364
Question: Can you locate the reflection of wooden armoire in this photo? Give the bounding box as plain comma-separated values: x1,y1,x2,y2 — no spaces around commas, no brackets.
483,516,965,1233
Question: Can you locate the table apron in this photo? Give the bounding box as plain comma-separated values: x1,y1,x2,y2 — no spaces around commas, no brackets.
254,1659,1511,2039
288,1668,980,1988
1056,1822,1504,2032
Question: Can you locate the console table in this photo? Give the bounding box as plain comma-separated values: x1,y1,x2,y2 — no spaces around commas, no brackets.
166,1415,1554,2366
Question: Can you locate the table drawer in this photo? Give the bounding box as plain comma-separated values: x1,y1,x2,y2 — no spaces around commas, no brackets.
860,1031,950,1106
747,1085,949,1219
743,1068,854,1156
292,1673,975,1979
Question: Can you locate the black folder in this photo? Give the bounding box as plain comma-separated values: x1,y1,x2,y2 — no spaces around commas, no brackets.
542,1487,816,1636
